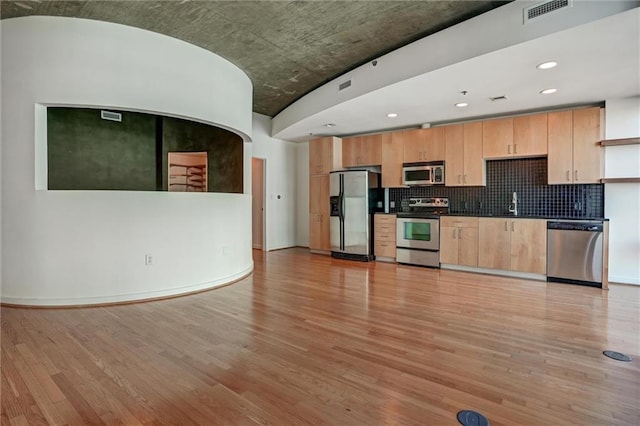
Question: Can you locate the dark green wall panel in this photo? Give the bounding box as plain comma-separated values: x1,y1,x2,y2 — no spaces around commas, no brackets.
47,108,243,193
47,108,157,190
162,117,243,193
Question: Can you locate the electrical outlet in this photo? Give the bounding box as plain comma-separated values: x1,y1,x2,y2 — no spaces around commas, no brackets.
145,254,153,266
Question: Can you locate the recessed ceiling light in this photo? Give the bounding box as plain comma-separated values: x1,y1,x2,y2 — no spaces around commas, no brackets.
537,61,557,70
455,102,469,108
323,123,336,128
387,113,398,118
540,88,557,94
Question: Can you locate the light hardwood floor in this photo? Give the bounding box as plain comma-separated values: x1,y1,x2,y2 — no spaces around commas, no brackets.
2,248,639,425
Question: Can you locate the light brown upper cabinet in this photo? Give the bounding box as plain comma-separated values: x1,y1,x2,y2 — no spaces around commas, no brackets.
444,122,485,186
482,117,514,159
381,133,403,187
513,113,548,157
403,127,445,163
342,134,382,167
548,107,603,184
309,136,342,175
483,114,548,159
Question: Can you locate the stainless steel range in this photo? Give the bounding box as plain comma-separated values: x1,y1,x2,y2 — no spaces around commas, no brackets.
396,197,449,268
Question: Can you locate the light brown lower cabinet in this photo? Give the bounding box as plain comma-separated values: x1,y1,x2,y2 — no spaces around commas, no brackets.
374,214,396,260
478,218,546,274
440,217,479,267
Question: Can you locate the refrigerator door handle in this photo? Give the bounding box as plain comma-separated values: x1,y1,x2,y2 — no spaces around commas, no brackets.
340,175,345,251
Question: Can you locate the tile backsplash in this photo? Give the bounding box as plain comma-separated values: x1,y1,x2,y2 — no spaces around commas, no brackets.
389,158,604,218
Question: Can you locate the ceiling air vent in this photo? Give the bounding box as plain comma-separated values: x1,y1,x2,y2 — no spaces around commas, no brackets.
101,110,122,122
338,79,352,91
524,0,571,23
490,95,508,102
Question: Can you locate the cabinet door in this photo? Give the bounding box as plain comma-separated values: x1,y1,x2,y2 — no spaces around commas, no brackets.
478,218,511,270
309,137,335,175
342,137,360,167
424,127,445,162
309,174,330,250
375,240,396,258
572,107,602,183
445,124,464,186
402,129,426,162
439,226,459,264
483,118,513,159
547,110,574,184
382,133,403,187
510,219,546,274
309,174,326,214
309,138,324,175
360,134,382,166
463,122,485,186
458,226,479,267
513,113,548,157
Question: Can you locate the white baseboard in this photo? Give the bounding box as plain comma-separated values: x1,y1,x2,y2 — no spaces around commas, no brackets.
608,275,640,285
0,263,254,307
441,264,546,281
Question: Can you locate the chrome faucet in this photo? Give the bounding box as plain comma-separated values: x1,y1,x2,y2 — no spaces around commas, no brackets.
509,191,518,216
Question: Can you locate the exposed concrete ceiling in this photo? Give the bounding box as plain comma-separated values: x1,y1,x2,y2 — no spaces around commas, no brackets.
272,1,640,141
0,0,510,117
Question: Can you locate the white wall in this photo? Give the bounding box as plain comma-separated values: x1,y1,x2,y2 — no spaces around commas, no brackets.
604,97,640,285
1,17,254,305
251,113,298,250
296,142,310,247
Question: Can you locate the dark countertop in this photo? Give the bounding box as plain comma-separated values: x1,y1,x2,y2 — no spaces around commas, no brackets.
445,212,608,221
378,211,609,221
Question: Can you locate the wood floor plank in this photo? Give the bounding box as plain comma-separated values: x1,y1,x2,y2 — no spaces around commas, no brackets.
1,248,639,425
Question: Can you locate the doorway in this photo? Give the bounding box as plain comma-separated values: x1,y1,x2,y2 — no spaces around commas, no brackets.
252,157,265,250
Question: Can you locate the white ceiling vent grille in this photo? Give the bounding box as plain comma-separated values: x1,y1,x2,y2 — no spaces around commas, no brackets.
338,79,352,91
101,110,122,122
524,0,571,23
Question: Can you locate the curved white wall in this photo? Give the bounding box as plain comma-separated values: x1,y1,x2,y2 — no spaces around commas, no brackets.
1,17,254,305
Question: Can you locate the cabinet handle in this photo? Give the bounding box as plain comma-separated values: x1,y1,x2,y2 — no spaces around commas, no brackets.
511,221,515,232
505,221,508,231
566,170,570,181
458,174,462,184
514,144,518,154
458,228,462,239
575,170,578,181
508,145,511,154
463,175,467,184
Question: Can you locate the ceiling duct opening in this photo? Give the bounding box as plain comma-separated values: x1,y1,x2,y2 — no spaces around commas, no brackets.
490,95,508,102
524,0,571,23
101,110,122,122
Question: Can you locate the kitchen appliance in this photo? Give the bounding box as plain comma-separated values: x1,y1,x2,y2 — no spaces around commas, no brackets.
396,197,449,267
547,221,603,287
329,170,380,261
402,162,445,186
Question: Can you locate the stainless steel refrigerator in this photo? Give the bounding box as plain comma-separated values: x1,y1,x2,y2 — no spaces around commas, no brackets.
329,170,380,261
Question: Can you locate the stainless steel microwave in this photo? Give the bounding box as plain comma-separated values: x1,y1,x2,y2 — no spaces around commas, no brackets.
402,162,445,186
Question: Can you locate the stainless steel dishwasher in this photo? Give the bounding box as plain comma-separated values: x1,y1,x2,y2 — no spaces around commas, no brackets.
547,221,604,287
